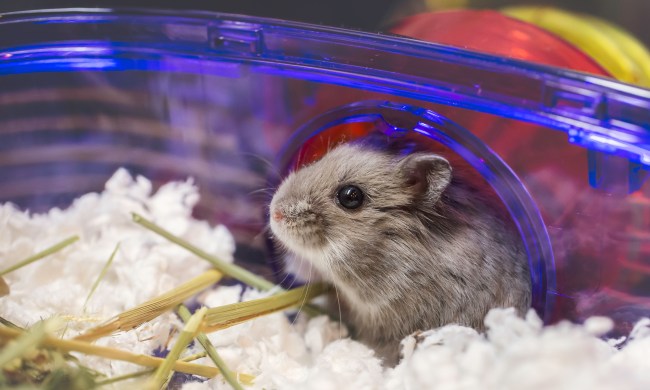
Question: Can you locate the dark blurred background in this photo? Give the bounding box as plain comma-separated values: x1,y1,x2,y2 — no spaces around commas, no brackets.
0,0,647,47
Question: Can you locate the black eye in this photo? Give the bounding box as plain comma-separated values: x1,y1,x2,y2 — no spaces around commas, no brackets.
337,185,364,210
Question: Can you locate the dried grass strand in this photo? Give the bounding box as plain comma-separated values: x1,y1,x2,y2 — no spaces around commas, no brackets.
131,213,325,317
96,369,153,387
76,269,222,342
0,326,219,378
178,305,246,390
83,242,120,311
0,320,49,367
203,283,330,333
0,236,79,277
148,307,207,389
95,351,256,387
0,277,9,297
131,213,276,291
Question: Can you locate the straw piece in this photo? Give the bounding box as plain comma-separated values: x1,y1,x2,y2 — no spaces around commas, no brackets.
132,212,275,291
178,305,247,390
95,353,207,387
83,243,120,311
76,269,222,342
203,283,330,333
180,351,208,362
95,351,244,387
0,321,50,368
0,236,79,277
0,326,219,378
95,369,153,387
0,316,21,330
0,277,9,297
131,212,325,317
148,307,207,389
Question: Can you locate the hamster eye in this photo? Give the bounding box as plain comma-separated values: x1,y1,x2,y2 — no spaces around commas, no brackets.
336,185,364,210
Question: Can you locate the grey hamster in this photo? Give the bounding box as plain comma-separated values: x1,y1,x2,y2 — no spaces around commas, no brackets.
269,139,531,364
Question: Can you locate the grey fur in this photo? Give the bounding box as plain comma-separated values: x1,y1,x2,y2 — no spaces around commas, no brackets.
269,142,531,364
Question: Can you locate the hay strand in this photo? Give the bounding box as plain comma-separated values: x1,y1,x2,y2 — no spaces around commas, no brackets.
203,283,330,333
0,326,219,378
95,351,256,387
0,236,79,277
82,243,120,311
76,269,222,342
0,320,50,368
0,277,9,297
178,305,246,390
131,213,326,317
132,213,275,291
148,307,207,389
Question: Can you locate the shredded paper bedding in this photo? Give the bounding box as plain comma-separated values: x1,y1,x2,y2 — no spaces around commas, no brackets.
1,169,649,389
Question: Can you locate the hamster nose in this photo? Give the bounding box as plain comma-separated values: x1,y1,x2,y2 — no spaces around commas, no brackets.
272,210,284,222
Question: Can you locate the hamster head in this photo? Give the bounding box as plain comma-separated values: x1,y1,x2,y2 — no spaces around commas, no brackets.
269,142,452,279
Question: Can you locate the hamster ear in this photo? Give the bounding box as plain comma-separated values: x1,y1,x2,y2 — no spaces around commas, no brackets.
399,153,452,202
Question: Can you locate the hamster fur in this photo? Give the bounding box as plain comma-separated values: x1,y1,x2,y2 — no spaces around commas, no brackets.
269,140,531,364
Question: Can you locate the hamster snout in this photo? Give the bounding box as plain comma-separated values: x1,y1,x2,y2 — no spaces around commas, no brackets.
270,191,328,256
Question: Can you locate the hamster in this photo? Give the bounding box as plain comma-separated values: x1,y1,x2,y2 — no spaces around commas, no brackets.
269,138,531,364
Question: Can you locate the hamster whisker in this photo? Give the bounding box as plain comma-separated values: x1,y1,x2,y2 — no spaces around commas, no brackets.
290,265,313,328
260,224,272,235
283,248,313,287
325,137,334,154
334,284,344,341
266,245,293,288
247,187,277,197
251,225,272,244
326,238,366,287
238,152,283,179
293,253,310,286
273,268,293,290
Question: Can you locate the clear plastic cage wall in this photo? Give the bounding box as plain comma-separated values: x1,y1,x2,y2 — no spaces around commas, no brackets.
1,8,649,333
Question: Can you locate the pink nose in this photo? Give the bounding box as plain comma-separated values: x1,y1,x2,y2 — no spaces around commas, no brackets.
272,210,284,222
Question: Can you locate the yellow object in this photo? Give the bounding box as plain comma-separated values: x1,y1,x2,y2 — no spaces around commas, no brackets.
426,0,468,10
503,6,650,87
